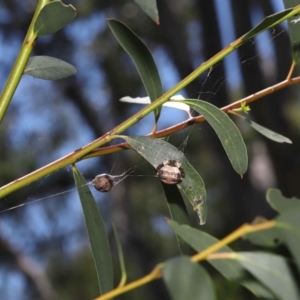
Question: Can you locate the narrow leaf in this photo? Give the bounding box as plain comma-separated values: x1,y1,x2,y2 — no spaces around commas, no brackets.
168,221,240,277
162,256,217,300
244,217,281,248
240,281,277,300
237,252,300,300
72,165,113,295
162,183,191,255
24,56,77,80
134,0,159,23
169,220,276,299
283,0,300,63
121,136,207,225
246,119,292,144
108,19,163,121
242,9,293,41
275,206,300,274
120,95,191,117
34,1,77,36
182,99,248,176
112,224,127,287
267,188,300,213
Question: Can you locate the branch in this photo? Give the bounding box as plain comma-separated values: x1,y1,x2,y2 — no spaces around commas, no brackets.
2,4,300,198
94,220,275,300
84,75,300,159
0,0,51,122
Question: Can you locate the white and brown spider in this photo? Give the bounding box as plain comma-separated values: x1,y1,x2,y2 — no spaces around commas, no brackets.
92,174,114,192
92,168,135,192
156,159,185,185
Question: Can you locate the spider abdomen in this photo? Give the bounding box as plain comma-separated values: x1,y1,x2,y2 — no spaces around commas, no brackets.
156,159,185,185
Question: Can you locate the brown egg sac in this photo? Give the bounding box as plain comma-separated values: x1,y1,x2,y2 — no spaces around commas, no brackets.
92,174,114,192
156,159,185,185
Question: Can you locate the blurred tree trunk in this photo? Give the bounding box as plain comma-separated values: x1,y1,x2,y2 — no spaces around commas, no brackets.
229,0,285,224
258,0,300,197
1,1,300,298
232,0,300,198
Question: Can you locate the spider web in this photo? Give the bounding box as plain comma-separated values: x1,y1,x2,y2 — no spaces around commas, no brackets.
0,25,282,214
0,17,286,265
1,2,296,300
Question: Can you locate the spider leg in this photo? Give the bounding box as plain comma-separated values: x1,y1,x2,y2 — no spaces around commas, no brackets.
111,165,137,185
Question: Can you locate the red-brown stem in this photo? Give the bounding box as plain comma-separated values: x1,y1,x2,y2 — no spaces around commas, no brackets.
84,76,300,159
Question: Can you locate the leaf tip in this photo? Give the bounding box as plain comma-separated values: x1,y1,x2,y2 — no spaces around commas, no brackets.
286,139,293,144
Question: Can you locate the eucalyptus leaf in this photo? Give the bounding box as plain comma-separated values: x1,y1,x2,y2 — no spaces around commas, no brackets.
162,256,217,300
134,0,159,23
275,206,300,274
246,119,292,144
240,281,276,300
34,1,77,36
168,220,276,299
244,216,281,248
112,224,127,287
120,136,207,224
72,166,113,295
24,56,77,80
283,0,300,63
236,252,300,300
120,95,191,117
267,188,300,213
182,99,248,176
162,183,191,255
108,19,163,122
242,9,293,41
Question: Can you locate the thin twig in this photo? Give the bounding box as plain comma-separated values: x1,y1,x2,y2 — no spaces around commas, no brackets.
2,6,300,198
0,0,51,122
94,220,275,300
94,265,162,300
286,60,296,80
84,75,300,159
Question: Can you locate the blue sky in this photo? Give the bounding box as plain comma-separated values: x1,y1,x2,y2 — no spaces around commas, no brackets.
0,0,292,297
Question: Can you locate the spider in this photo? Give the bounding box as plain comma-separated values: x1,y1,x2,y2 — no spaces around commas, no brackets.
92,174,114,192
91,168,135,192
156,159,185,185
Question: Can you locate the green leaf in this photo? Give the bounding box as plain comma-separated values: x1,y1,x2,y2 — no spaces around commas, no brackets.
244,216,281,248
24,56,77,80
120,95,191,117
162,256,217,300
134,0,159,23
183,99,248,176
275,207,300,275
236,252,300,300
121,135,207,225
34,1,77,36
283,0,300,63
168,220,276,299
246,189,300,248
246,119,292,144
240,281,277,300
162,183,191,255
267,188,300,213
242,9,293,41
72,165,113,295
108,19,163,122
112,224,127,287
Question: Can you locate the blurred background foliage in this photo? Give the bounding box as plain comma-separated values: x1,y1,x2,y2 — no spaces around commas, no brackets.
0,0,299,299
